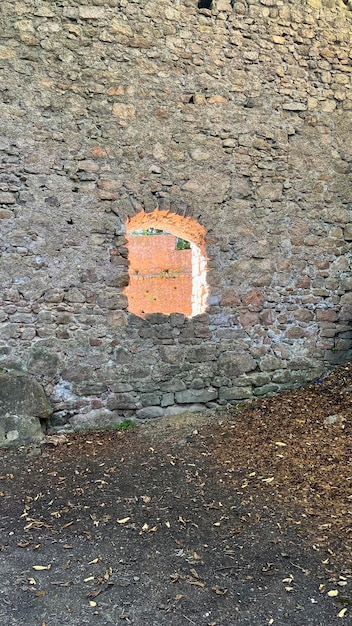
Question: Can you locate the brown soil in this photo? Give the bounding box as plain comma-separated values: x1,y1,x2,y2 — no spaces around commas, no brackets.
1,364,352,625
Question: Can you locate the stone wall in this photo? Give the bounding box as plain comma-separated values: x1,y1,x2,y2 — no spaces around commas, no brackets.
1,0,352,432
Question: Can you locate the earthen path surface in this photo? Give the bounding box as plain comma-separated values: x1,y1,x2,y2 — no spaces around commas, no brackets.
1,364,352,625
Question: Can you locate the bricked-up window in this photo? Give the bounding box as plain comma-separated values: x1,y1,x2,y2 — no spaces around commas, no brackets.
124,209,208,318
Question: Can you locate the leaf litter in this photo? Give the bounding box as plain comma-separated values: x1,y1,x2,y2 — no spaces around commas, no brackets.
1,363,352,624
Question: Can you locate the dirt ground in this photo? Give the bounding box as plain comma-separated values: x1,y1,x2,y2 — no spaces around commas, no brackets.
1,364,352,626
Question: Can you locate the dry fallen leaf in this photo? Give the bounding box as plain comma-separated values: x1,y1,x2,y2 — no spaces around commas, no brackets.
338,608,347,618
212,585,227,595
89,600,97,607
33,565,51,571
327,590,339,597
189,580,205,588
117,517,130,524
104,567,113,580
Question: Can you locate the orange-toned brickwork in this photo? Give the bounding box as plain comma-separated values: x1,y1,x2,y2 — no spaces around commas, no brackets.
124,209,208,318
126,234,193,316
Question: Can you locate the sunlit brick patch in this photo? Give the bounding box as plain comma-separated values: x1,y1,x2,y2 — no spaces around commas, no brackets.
124,209,208,318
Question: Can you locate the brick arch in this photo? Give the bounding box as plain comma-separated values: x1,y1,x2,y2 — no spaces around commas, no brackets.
124,209,208,318
126,209,207,253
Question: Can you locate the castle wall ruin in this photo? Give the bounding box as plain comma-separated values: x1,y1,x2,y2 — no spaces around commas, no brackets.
1,0,352,432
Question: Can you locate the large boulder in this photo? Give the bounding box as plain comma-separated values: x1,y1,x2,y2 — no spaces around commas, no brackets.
0,369,52,447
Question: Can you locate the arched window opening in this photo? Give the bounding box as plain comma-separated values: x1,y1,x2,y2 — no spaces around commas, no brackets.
124,209,208,319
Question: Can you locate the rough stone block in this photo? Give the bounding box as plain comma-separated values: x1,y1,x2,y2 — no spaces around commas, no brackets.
164,404,206,417
219,386,252,401
161,393,174,407
0,415,44,447
259,355,286,371
69,409,120,432
316,309,338,322
218,353,257,377
112,103,136,121
0,370,52,420
253,384,279,396
136,406,164,419
140,392,161,406
28,348,60,378
186,346,217,362
343,224,352,240
0,192,16,204
0,370,52,446
175,388,218,404
160,380,186,392
79,7,105,19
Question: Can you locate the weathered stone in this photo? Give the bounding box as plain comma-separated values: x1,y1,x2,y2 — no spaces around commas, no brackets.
316,309,338,322
257,183,283,201
282,102,307,111
160,380,186,392
161,392,174,407
245,372,271,387
140,392,161,406
163,404,207,417
343,224,352,241
0,370,52,446
0,192,16,204
218,354,257,377
259,355,286,371
175,388,218,404
0,369,52,420
112,103,136,122
219,386,252,401
0,415,44,446
186,346,217,362
107,394,138,410
28,348,60,378
136,406,164,419
69,409,121,432
253,383,279,396
79,7,105,19
339,293,352,321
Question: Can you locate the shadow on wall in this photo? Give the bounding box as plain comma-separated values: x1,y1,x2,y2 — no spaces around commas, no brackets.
124,209,208,318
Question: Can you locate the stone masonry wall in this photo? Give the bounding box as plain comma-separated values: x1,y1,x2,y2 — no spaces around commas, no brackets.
0,0,352,432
